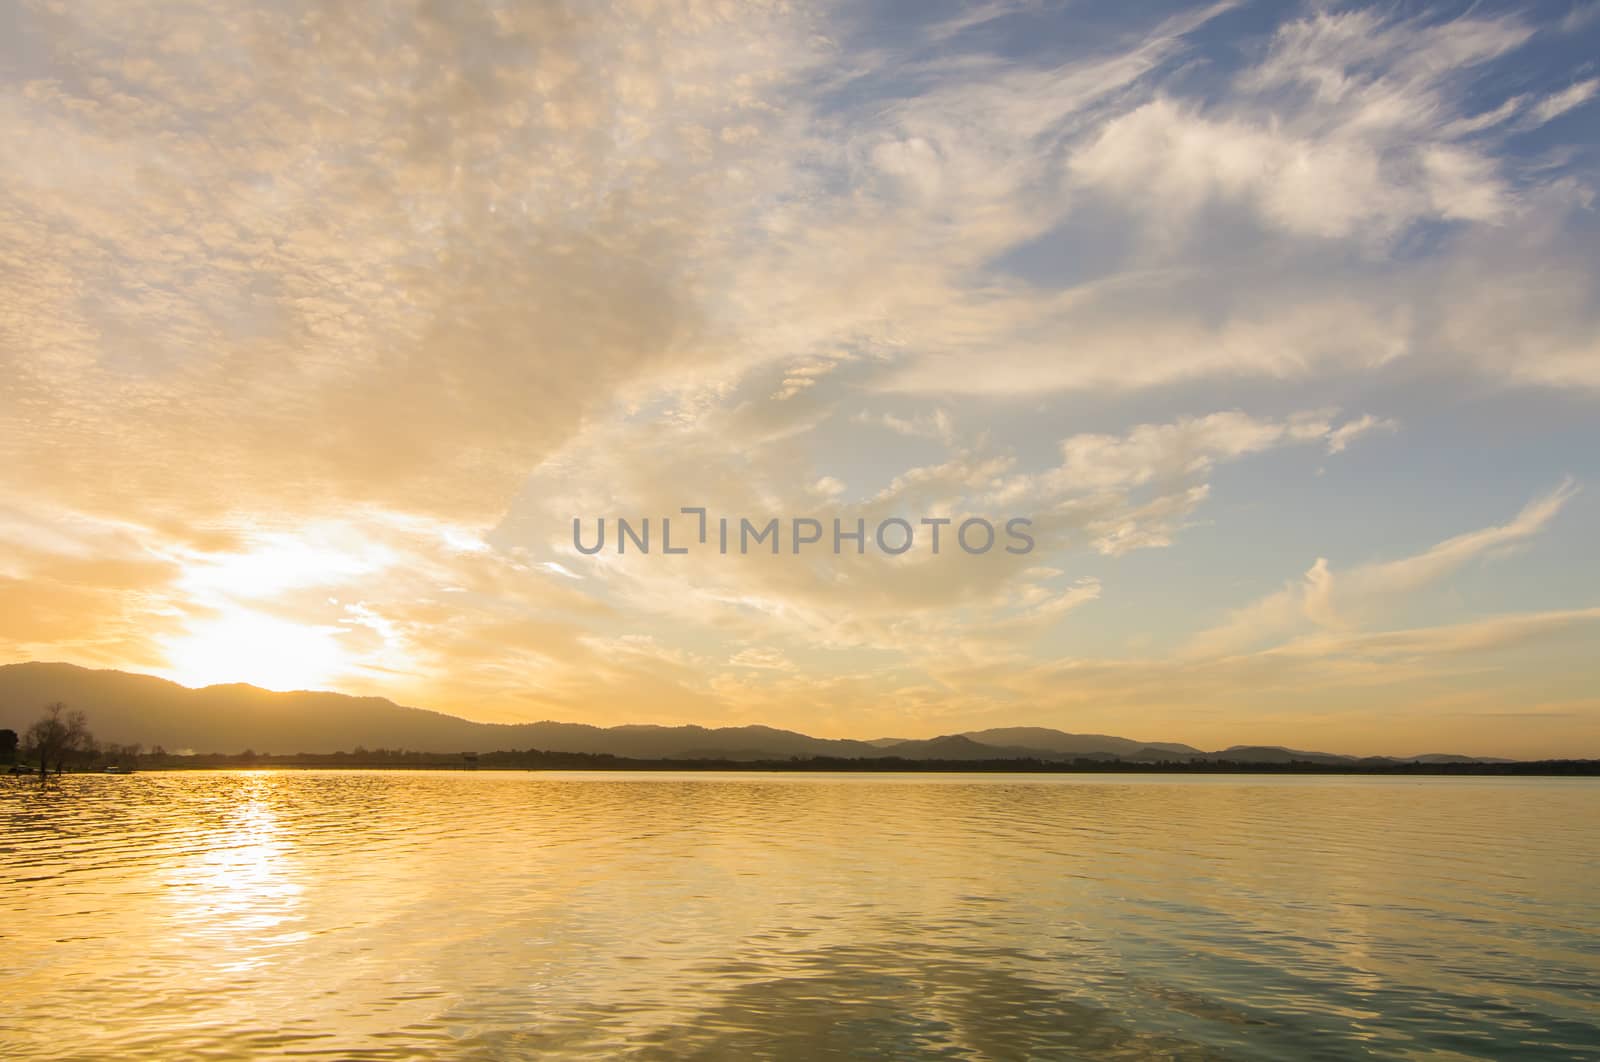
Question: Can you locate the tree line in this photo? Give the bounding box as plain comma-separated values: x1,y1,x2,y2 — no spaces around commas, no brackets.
4,707,1597,776
2,703,99,776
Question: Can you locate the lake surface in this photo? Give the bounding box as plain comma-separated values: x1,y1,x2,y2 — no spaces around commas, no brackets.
2,771,1596,1059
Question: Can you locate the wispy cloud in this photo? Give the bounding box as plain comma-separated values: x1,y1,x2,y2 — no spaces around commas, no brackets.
1188,480,1580,657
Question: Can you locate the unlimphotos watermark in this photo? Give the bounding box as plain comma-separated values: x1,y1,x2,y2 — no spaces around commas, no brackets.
573,509,1034,556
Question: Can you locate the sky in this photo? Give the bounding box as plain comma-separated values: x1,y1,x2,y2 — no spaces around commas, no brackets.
2,0,1598,757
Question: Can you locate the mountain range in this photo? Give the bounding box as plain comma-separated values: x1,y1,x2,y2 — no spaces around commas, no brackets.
0,662,1510,765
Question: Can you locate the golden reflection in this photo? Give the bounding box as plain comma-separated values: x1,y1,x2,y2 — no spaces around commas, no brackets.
166,772,305,973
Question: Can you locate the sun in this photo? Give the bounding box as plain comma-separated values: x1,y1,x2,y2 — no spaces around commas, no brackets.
151,523,402,692
160,608,348,692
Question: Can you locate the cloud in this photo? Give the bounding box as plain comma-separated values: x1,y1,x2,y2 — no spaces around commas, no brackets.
1188,480,1579,656
1072,99,1506,240
869,7,1597,398
1324,414,1397,454
854,408,957,445
1073,10,1532,240
981,410,1387,555
1,3,1596,749
0,0,826,524
1560,4,1600,34
474,401,1389,711
1525,78,1599,127
1266,606,1600,662
729,647,797,672
1038,410,1366,493
1345,479,1578,596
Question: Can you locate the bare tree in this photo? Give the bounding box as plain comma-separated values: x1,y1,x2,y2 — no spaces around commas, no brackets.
23,703,94,776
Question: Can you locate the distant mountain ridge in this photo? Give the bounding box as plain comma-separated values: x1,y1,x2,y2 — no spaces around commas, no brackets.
0,662,1515,764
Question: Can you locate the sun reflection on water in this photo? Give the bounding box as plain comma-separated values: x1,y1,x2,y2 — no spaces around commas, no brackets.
165,772,306,973
3,772,1596,1059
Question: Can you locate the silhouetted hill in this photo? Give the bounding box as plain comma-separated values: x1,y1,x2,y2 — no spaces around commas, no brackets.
962,727,1203,758
871,734,1092,761
0,662,1518,764
1213,744,1352,765
0,663,882,758
0,664,490,753
1409,753,1517,764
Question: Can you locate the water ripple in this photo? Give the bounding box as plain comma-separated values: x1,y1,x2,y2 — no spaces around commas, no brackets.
2,771,1597,1059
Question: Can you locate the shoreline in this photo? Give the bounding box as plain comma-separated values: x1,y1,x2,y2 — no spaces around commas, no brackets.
12,756,1598,777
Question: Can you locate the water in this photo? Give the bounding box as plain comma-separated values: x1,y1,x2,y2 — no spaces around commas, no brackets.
2,771,1596,1060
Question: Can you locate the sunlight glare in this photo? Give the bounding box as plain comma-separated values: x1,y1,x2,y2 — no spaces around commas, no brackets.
160,608,347,691
177,529,393,600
